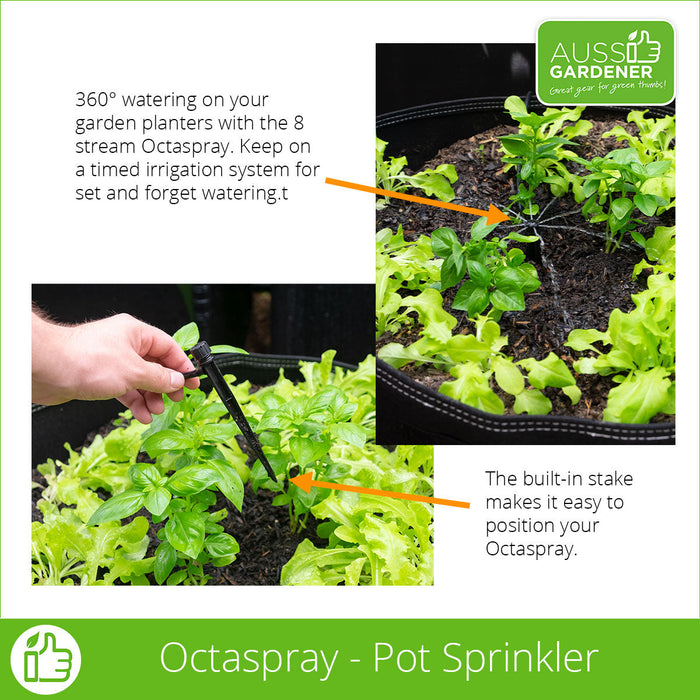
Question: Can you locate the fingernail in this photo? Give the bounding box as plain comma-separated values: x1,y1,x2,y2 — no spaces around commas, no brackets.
169,370,185,391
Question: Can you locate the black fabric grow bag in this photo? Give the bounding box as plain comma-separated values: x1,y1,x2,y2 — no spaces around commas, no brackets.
376,96,675,445
32,352,357,466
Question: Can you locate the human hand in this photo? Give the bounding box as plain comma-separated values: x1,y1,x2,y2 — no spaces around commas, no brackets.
32,312,200,423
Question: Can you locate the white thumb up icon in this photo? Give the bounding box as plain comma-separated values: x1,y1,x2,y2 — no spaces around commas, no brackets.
626,29,661,64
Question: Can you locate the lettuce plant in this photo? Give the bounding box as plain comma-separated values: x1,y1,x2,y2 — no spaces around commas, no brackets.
281,445,434,586
376,226,440,338
376,137,458,208
380,304,580,415
32,509,152,586
33,417,153,585
602,110,675,173
634,225,675,277
565,226,675,423
36,418,147,522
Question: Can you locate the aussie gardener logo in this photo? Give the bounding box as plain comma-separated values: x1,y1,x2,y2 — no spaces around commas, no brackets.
10,625,81,695
549,30,660,79
537,21,674,105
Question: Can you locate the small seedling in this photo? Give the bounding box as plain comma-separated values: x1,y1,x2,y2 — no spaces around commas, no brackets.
499,95,590,215
431,217,540,319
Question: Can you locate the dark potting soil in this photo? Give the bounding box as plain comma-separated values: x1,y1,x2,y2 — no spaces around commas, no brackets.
377,120,675,422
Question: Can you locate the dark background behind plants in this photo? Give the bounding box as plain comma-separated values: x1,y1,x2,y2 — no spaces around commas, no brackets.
32,283,374,465
32,284,374,364
376,44,535,114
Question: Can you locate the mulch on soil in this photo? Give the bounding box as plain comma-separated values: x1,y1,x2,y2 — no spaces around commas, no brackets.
377,119,675,421
189,485,324,586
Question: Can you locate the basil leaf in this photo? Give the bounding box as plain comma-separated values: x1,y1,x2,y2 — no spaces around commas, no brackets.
205,533,240,560
128,464,161,489
167,570,188,586
144,487,171,516
491,281,525,312
210,344,247,355
141,430,194,457
507,232,539,243
87,490,145,526
165,511,205,559
470,217,499,242
173,322,199,351
290,435,331,467
154,541,178,585
430,227,459,258
611,197,634,219
500,136,531,157
329,423,367,448
453,281,490,318
440,252,467,290
167,466,218,496
201,422,240,443
633,193,661,216
466,259,491,287
207,459,244,511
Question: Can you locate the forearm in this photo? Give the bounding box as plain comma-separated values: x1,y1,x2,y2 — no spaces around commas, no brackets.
31,311,196,418
32,311,81,405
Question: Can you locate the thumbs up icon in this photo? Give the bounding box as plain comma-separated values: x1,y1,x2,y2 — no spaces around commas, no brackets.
11,625,81,693
24,631,73,683
626,29,661,64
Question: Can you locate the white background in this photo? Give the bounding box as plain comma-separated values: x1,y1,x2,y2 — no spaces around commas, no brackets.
2,1,698,619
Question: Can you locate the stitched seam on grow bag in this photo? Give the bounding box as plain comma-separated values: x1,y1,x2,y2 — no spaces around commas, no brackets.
379,368,674,441
396,375,674,439
218,358,298,371
378,101,506,128
215,355,356,372
377,100,672,129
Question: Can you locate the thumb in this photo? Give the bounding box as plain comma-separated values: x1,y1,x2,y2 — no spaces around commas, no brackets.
41,632,57,653
131,359,185,394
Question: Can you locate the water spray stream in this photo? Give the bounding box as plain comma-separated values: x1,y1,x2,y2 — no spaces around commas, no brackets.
533,226,573,342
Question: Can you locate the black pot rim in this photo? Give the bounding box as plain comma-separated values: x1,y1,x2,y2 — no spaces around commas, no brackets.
378,359,675,444
377,94,675,129
32,352,360,465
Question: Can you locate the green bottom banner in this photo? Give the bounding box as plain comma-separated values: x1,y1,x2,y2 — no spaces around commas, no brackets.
1,618,698,698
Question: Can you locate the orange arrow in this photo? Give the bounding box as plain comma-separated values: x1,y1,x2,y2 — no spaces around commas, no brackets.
326,177,509,225
290,472,470,509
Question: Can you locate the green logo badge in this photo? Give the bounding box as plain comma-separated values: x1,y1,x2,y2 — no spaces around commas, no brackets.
537,21,675,105
10,625,81,695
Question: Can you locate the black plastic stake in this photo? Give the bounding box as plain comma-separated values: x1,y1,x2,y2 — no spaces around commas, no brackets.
188,341,277,482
